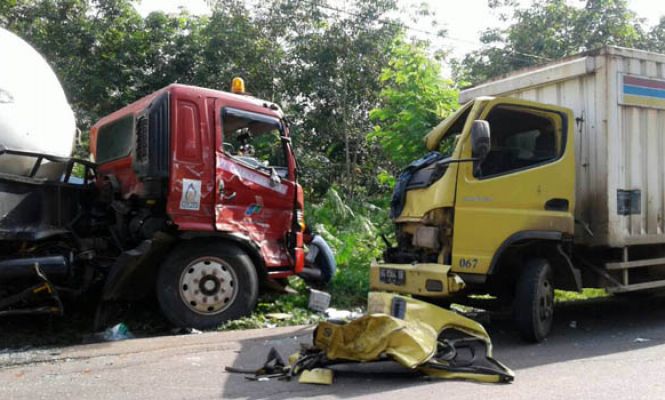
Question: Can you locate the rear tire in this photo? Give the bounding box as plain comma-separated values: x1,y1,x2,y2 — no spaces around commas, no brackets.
156,241,258,330
514,259,554,343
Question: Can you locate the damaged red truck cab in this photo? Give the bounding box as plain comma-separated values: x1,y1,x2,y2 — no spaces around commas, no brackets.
89,83,306,328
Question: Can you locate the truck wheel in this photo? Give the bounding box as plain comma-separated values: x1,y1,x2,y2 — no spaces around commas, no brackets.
156,241,258,330
514,259,554,342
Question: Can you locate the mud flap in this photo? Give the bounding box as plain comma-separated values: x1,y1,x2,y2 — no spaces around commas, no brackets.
101,235,174,302
95,235,174,329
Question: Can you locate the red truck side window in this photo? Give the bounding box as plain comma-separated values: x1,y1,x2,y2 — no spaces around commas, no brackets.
96,115,134,163
176,101,201,162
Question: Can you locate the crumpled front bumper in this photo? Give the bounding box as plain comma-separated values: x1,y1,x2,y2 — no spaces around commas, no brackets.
230,292,514,384
369,262,466,297
366,292,514,383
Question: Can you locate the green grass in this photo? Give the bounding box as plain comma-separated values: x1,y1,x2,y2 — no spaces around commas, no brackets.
218,277,323,331
217,299,324,331
218,261,374,332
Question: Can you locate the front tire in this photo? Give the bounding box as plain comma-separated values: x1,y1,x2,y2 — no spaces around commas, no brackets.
302,234,337,287
514,259,554,342
156,241,258,330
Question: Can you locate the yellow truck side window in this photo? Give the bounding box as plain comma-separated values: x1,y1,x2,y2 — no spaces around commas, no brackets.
476,106,561,178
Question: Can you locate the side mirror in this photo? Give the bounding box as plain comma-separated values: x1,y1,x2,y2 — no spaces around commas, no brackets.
471,120,491,161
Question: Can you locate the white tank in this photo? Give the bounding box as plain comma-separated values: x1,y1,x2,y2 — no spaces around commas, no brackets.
0,27,76,179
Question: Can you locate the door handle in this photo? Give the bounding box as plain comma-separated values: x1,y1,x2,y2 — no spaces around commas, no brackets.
218,178,236,201
545,198,569,212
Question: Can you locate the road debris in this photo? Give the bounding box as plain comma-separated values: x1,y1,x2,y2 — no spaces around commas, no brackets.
634,337,651,343
299,368,334,385
226,347,287,380
265,313,293,321
226,292,514,385
170,327,203,335
324,308,362,321
308,289,331,312
102,323,134,342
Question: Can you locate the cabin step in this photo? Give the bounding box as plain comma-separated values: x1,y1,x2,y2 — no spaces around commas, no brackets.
605,257,665,271
607,279,665,293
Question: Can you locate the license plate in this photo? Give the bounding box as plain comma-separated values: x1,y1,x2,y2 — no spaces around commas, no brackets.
379,268,406,286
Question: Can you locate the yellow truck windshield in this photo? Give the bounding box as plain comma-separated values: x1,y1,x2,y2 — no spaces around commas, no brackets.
425,101,473,152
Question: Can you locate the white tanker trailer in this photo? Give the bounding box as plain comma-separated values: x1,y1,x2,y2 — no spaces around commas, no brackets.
0,27,76,178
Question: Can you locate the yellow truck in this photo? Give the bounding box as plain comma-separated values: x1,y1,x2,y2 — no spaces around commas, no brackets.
371,46,665,342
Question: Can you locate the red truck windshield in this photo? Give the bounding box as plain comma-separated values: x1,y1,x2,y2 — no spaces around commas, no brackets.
222,108,289,178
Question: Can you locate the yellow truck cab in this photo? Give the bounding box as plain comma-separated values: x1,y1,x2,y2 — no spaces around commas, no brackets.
372,46,665,342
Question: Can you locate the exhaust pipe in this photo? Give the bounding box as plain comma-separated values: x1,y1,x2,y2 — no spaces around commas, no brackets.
298,267,323,282
0,255,70,283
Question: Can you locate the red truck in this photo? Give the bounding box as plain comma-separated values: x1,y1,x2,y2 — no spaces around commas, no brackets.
0,79,334,329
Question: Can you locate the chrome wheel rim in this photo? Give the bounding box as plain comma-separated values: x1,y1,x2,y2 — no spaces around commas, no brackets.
179,257,238,315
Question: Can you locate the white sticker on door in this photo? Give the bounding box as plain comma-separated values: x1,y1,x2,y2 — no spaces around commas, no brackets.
180,178,202,210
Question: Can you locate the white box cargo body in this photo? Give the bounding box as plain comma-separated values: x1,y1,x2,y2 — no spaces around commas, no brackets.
460,46,665,248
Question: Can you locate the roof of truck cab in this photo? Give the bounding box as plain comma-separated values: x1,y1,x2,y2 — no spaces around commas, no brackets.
91,83,284,130
89,84,286,158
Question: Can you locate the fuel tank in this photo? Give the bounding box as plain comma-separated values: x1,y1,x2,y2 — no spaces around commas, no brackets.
0,27,76,179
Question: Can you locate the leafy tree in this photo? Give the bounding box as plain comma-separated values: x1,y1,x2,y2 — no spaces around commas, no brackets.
456,0,649,85
0,0,437,199
646,17,665,54
578,0,645,49
137,11,208,93
369,39,458,169
232,0,405,199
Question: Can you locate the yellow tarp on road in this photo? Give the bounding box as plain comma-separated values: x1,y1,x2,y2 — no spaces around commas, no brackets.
314,314,437,368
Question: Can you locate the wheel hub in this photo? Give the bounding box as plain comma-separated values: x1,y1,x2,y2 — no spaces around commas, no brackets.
199,276,221,296
179,257,237,315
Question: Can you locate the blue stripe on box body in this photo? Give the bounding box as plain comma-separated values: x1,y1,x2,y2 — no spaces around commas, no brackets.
624,85,665,99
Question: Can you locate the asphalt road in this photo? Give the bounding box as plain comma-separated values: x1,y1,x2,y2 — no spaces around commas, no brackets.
2,295,665,400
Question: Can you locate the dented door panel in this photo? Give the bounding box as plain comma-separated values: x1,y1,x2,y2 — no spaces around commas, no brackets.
213,100,296,267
